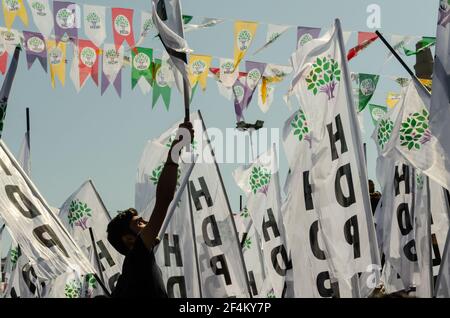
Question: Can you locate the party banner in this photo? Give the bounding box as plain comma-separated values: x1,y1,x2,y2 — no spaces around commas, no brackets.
111,7,135,50
188,54,212,91
233,20,258,70
0,27,22,54
257,82,274,113
47,39,66,88
242,61,266,109
101,43,123,97
2,0,28,29
77,39,98,87
232,77,247,122
135,11,153,47
0,43,6,75
297,26,321,49
131,47,152,89
219,58,238,88
403,36,436,56
358,73,379,112
83,5,106,47
386,92,402,108
152,58,171,109
368,104,387,125
184,17,224,33
53,1,80,43
27,0,53,37
347,31,378,61
23,30,47,71
253,24,290,55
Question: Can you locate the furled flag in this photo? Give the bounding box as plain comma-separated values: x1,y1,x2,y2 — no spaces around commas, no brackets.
0,140,96,280
183,17,224,33
83,5,106,47
394,77,411,87
257,82,275,113
219,58,238,88
287,20,380,282
233,20,258,70
430,0,450,172
403,36,436,56
17,131,30,176
2,0,28,29
0,46,19,138
23,31,47,71
69,42,81,92
111,7,135,50
386,92,402,108
77,39,99,87
386,34,415,61
152,0,191,97
0,27,22,54
368,104,387,125
253,24,290,55
53,1,80,44
188,54,212,91
297,26,321,49
135,11,154,47
101,44,123,97
347,31,378,61
131,47,153,92
58,180,124,293
47,39,66,88
27,0,53,37
232,77,247,122
233,145,291,298
152,58,171,109
357,73,379,112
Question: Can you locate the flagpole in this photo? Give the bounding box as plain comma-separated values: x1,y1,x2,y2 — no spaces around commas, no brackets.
425,177,434,296
187,182,203,298
197,110,253,298
26,107,30,149
375,30,431,96
88,227,111,297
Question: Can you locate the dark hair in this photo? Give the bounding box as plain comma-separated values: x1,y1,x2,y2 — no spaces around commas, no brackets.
107,208,138,255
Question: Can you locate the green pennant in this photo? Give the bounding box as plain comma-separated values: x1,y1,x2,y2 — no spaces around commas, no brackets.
368,104,388,125
132,47,153,90
152,59,171,110
403,36,436,56
358,73,379,112
182,15,193,25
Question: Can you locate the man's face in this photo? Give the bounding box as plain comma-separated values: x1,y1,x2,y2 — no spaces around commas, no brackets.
129,215,147,235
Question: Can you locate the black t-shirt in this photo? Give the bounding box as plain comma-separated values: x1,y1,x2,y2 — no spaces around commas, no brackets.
111,236,168,298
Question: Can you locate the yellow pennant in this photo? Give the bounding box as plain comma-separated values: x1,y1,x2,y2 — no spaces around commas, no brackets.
47,40,66,88
261,77,268,104
386,92,402,108
233,21,258,71
2,0,28,29
188,54,212,91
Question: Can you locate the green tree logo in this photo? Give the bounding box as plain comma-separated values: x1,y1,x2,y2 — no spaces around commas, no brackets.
86,12,100,29
221,61,234,75
105,48,119,65
377,119,394,150
267,289,276,298
243,237,252,250
298,33,313,48
27,36,45,53
246,68,261,89
84,273,97,298
240,206,249,218
290,110,310,143
133,53,150,71
115,15,130,36
249,166,271,195
156,66,168,87
1,30,16,42
399,109,431,151
191,60,206,75
150,164,181,186
233,85,245,103
49,48,62,65
5,0,19,11
305,56,341,100
416,172,424,190
31,1,46,16
371,107,386,123
438,0,450,27
64,279,81,298
142,19,154,36
56,8,75,29
269,32,281,43
360,78,376,96
68,199,92,230
237,29,252,51
10,246,21,267
80,47,97,67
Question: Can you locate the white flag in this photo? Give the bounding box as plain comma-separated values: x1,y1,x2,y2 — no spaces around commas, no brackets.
0,28,22,55
184,17,224,33
135,11,154,47
0,140,95,280
286,20,380,281
27,0,54,37
219,58,238,88
83,5,106,47
253,24,290,55
102,44,123,90
257,83,275,113
58,180,124,293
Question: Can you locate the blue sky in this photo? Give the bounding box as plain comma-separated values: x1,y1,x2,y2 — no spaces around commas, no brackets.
0,0,439,218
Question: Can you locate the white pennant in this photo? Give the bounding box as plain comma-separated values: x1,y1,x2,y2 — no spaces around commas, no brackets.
102,43,123,88
83,5,106,47
27,0,53,37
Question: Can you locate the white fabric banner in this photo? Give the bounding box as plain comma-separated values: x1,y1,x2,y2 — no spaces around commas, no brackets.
219,58,238,88
0,28,23,55
27,0,54,37
83,5,106,47
102,43,124,89
0,140,95,280
58,180,124,293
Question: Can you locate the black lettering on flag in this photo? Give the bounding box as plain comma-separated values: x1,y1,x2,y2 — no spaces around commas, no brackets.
396,203,413,235
167,276,187,298
5,185,41,219
327,114,348,161
190,177,213,211
210,254,232,285
32,224,69,258
335,163,356,208
248,270,258,296
262,208,280,242
404,239,418,262
271,244,292,276
96,239,116,271
309,220,326,260
394,164,410,196
163,233,183,267
303,171,314,211
344,215,361,259
202,215,222,247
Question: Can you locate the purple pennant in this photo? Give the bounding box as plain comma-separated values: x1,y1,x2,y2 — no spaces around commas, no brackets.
53,1,79,44
297,26,321,48
242,61,267,109
232,78,247,122
23,31,47,72
101,70,122,98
